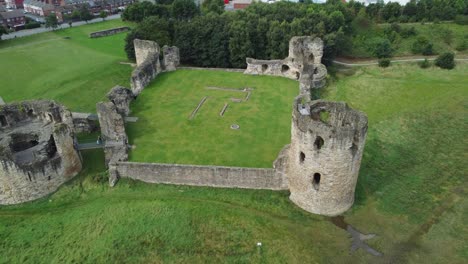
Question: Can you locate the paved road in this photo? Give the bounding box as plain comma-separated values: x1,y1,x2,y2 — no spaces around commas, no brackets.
1,14,122,40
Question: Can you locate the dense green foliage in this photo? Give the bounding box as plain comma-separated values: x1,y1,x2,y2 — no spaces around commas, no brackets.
411,36,434,55
123,1,352,66
45,13,58,30
435,52,456,69
418,58,431,68
126,70,297,167
0,20,132,112
122,1,467,66
378,58,391,67
79,5,93,23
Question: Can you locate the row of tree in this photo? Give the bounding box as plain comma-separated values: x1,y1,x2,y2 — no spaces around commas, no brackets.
124,1,350,67
122,0,467,68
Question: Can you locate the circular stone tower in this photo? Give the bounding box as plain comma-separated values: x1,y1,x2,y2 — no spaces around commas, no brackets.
0,100,82,205
288,98,368,216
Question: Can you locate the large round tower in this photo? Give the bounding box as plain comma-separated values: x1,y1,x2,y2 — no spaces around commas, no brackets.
288,98,368,216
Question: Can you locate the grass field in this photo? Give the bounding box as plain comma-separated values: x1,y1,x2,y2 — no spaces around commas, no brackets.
126,70,298,168
0,20,132,112
1,62,466,263
349,22,468,58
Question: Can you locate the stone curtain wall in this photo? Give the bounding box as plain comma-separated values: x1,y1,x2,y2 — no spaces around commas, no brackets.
110,162,289,190
130,60,161,95
89,27,131,38
131,39,162,95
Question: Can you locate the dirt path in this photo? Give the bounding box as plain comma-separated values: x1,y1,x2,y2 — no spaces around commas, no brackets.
331,55,468,67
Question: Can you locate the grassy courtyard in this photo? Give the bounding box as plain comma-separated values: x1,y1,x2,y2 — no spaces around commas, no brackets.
1,62,466,263
126,70,298,168
0,20,132,112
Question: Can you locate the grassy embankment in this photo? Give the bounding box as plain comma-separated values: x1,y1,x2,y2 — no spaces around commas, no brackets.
1,63,466,263
348,22,468,58
0,20,133,112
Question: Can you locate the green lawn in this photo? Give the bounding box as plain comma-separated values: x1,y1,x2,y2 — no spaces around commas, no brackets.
0,20,133,112
126,70,298,168
324,63,468,263
1,63,466,263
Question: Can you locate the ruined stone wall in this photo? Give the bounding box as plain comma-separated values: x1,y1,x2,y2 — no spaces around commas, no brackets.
244,36,327,91
107,86,135,116
131,39,162,95
96,102,128,169
287,98,368,216
109,162,288,190
0,100,82,205
72,112,98,133
162,45,180,72
89,27,131,38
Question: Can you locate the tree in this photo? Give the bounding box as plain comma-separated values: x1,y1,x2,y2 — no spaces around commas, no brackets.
71,10,80,20
435,52,455,69
99,11,108,21
124,16,172,60
229,20,254,68
45,13,59,30
172,0,199,21
79,5,93,23
0,26,6,40
369,37,393,58
202,0,224,15
411,36,433,55
327,11,345,32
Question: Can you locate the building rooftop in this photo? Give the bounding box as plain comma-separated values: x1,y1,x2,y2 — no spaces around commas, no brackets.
0,9,24,19
23,0,55,9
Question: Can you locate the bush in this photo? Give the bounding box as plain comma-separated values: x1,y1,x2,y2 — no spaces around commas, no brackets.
25,22,41,29
418,59,431,69
400,26,417,38
369,37,393,58
454,15,468,25
435,52,455,69
455,40,467,51
378,58,391,68
412,36,433,55
91,171,109,184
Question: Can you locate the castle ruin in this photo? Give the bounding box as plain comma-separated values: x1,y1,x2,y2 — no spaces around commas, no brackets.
0,36,368,217
286,98,368,215
244,36,327,94
0,100,82,204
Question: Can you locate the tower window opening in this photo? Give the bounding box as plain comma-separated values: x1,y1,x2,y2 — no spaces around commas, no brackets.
313,173,321,190
314,136,324,150
299,152,305,163
262,64,268,72
0,115,7,127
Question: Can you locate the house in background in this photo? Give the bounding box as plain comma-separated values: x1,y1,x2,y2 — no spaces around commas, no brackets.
5,0,24,9
23,0,55,16
0,9,25,30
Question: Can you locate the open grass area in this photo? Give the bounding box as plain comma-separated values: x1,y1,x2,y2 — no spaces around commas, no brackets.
126,70,298,168
324,63,468,263
349,22,468,58
0,20,132,112
1,11,465,263
1,49,467,261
